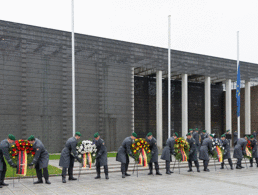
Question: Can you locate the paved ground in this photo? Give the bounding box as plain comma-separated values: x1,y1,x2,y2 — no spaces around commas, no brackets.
1,164,258,195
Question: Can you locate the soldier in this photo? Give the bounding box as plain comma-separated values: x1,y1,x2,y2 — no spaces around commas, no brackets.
225,130,231,146
116,132,137,178
252,131,257,139
59,132,82,183
199,134,213,172
220,134,233,170
93,132,109,179
146,132,162,176
201,130,208,145
0,134,17,188
249,135,258,167
161,132,177,175
186,133,200,172
233,135,247,169
27,135,51,184
233,130,238,146
189,129,194,135
193,128,200,153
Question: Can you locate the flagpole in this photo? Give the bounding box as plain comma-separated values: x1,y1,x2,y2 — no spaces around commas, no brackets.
168,15,171,138
237,31,240,139
71,0,76,136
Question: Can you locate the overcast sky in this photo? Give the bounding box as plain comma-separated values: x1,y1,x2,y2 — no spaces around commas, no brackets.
0,0,258,64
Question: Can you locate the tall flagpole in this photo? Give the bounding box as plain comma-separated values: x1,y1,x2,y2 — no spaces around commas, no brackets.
237,31,240,139
168,15,171,138
72,0,76,136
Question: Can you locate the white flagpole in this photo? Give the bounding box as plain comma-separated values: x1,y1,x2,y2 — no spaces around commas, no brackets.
168,15,171,138
72,0,76,136
237,31,240,139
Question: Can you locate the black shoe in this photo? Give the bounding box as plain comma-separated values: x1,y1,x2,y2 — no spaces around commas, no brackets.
68,177,77,180
33,180,43,184
204,169,210,172
220,167,224,169
105,175,109,179
156,172,162,175
250,165,253,167
236,166,241,169
148,172,153,175
166,171,171,175
240,166,245,169
187,169,193,172
231,167,234,170
197,169,200,172
125,173,131,176
62,178,66,183
0,185,2,188
45,180,51,184
95,176,101,179
169,170,174,173
122,173,125,178
1,182,9,186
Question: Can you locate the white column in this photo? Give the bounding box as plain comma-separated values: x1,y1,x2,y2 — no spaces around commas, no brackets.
245,81,251,134
156,70,163,150
182,74,188,138
205,76,211,134
226,79,232,133
131,67,134,132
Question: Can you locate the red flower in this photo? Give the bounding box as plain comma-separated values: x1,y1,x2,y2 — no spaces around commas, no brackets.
15,140,19,144
17,146,21,150
21,148,25,151
21,139,24,142
22,142,26,146
147,151,150,153
26,150,30,154
12,148,16,152
26,147,29,150
11,153,16,156
32,151,35,155
30,147,33,151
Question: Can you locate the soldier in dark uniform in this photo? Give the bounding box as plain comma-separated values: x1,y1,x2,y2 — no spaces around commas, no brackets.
233,130,238,146
233,135,247,169
93,132,109,179
252,131,257,139
161,132,178,175
199,134,213,172
146,132,162,175
220,134,233,170
189,129,193,135
116,132,137,178
186,133,200,172
193,128,200,153
249,135,258,167
59,132,82,183
0,134,17,188
27,135,51,184
201,130,209,145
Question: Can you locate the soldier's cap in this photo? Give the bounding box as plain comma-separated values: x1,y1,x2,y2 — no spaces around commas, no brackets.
174,132,178,137
250,135,254,139
210,134,214,138
94,132,99,138
189,129,193,131
186,133,191,136
8,134,16,141
202,130,206,133
226,130,230,132
147,132,152,137
244,134,251,138
195,128,198,131
28,135,35,141
221,134,226,138
75,132,81,137
132,132,137,138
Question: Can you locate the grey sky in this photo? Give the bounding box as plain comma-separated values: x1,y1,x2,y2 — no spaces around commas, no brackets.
0,0,257,64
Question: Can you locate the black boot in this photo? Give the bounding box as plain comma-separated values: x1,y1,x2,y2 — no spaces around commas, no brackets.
122,173,125,178
156,169,162,175
228,158,233,170
34,180,43,184
62,177,66,183
125,173,131,176
0,182,9,186
45,180,51,184
187,161,193,172
220,162,224,169
250,159,253,167
148,163,153,175
95,175,101,179
236,165,241,169
194,161,200,172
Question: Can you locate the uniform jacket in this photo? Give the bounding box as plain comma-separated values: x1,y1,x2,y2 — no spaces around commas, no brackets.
221,139,231,159
233,138,247,159
161,137,175,162
146,137,158,163
250,139,258,159
116,137,133,164
32,138,49,169
201,133,209,145
59,137,79,168
94,138,108,166
192,132,200,146
187,137,198,161
199,138,212,161
0,139,14,171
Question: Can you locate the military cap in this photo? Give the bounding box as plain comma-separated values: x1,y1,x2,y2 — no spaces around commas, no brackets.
174,132,178,137
189,129,193,131
221,134,226,138
132,132,137,138
94,132,99,138
210,134,214,138
28,135,35,141
8,134,16,141
147,132,152,137
186,133,191,136
195,128,198,131
250,135,254,139
202,130,206,133
75,132,81,137
226,130,230,132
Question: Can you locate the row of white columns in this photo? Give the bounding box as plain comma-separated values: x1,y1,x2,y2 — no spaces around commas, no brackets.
156,71,251,150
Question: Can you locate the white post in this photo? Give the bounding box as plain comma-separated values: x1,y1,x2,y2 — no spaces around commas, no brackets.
205,76,211,134
245,81,251,134
131,67,134,132
237,31,240,139
71,0,76,136
226,79,232,133
156,70,163,150
168,15,171,138
182,74,188,138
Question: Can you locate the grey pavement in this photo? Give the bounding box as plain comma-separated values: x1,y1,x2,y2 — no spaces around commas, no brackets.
2,162,258,195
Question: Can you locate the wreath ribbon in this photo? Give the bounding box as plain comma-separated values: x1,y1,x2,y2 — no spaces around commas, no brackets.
17,150,27,176
180,149,187,162
216,146,223,162
138,148,148,167
82,153,92,169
